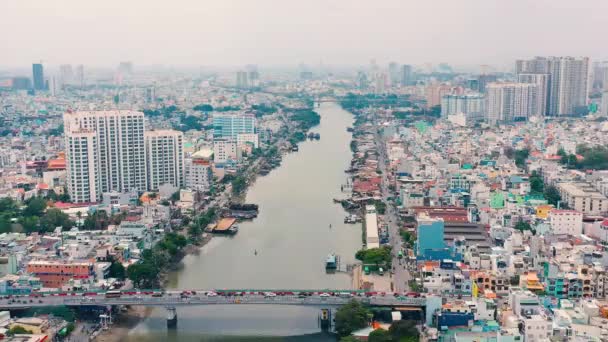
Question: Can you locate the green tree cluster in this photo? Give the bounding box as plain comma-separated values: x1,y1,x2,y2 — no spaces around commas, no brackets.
143,105,178,118
193,104,213,112
340,320,420,342
251,104,277,117
559,145,608,170
355,246,392,267
107,256,126,280
0,197,74,234
335,300,370,337
189,208,216,239
529,171,544,193
514,148,529,169
127,232,188,288
231,175,248,195
289,110,321,129
8,326,33,335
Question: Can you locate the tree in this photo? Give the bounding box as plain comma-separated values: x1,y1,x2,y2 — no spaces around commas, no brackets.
127,262,158,288
82,210,110,230
369,329,392,342
24,197,47,217
193,104,213,112
514,148,529,169
529,171,544,193
544,185,561,206
108,260,126,280
355,246,392,267
19,216,40,233
0,198,18,214
515,219,532,232
334,300,370,337
389,320,420,341
8,326,33,335
231,175,248,195
39,208,73,232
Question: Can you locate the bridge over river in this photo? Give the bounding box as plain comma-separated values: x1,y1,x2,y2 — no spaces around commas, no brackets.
0,289,440,327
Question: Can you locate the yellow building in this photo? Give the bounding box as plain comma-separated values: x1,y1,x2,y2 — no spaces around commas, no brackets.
521,272,544,293
9,317,48,334
536,205,554,219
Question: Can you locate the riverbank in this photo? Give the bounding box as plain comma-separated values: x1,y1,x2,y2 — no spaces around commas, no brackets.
93,109,321,341
105,102,358,341
94,306,153,342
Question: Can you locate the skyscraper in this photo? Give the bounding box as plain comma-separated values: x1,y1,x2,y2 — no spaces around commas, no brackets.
145,130,184,190
401,64,413,86
515,57,589,116
601,90,608,117
64,129,100,203
59,64,74,86
212,113,256,140
486,83,538,124
517,73,550,116
32,63,45,90
477,74,498,93
440,94,485,121
75,65,85,88
426,83,452,108
64,110,147,202
236,71,248,88
388,62,399,85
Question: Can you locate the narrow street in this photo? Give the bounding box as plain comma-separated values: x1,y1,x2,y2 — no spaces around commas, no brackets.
375,130,411,293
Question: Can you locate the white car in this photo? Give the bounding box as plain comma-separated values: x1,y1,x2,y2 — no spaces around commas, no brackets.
320,293,331,297
264,292,277,297
206,292,218,297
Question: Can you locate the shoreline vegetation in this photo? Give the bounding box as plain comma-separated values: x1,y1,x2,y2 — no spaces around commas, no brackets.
95,100,322,341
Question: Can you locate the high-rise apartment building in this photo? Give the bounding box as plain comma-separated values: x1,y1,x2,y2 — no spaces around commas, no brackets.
517,73,550,116
515,57,589,116
601,90,608,117
486,83,538,124
185,149,213,192
426,83,452,108
401,64,413,86
75,65,85,87
477,74,498,93
59,64,74,86
11,77,31,90
388,62,399,85
65,130,100,203
145,130,184,191
32,63,45,90
440,94,485,121
592,61,608,91
236,71,248,88
212,113,256,140
64,110,147,202
213,138,241,164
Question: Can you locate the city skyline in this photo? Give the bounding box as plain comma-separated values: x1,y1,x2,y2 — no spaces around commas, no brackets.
2,0,608,69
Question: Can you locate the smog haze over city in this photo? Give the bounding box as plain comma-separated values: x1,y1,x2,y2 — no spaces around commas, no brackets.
2,0,608,69
3,1,608,342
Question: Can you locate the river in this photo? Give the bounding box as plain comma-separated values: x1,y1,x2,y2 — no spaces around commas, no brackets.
126,102,360,341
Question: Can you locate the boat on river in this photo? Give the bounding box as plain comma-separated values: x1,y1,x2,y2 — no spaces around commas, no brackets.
325,253,338,270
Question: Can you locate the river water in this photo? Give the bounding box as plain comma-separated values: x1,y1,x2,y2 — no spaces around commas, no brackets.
127,102,360,341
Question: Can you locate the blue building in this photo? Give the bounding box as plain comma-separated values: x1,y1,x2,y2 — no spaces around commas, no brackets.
212,113,256,140
416,214,445,260
32,63,45,90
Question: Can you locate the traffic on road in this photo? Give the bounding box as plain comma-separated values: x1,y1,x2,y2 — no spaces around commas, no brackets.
0,288,429,309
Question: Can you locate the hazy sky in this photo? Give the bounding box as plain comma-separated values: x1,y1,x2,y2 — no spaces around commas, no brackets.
2,0,607,69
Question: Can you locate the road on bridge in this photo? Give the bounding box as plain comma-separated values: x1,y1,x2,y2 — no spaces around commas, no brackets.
0,291,426,310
